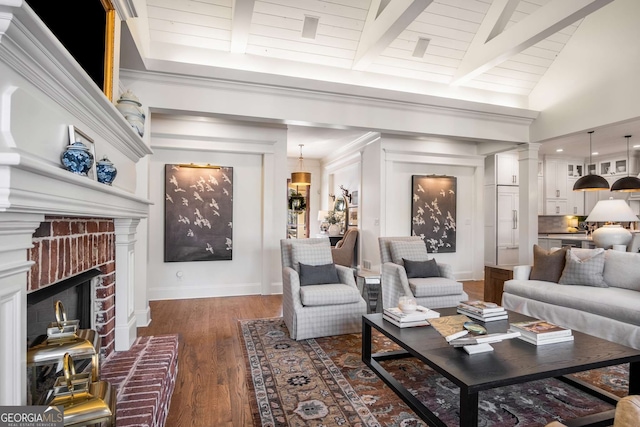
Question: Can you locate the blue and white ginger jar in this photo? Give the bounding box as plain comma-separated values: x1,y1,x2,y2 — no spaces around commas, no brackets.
96,156,117,185
61,141,94,176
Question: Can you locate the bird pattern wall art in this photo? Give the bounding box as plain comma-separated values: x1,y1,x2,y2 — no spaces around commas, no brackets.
411,175,456,253
164,164,233,262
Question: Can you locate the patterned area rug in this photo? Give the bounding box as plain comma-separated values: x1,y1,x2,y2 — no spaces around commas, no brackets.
239,317,629,427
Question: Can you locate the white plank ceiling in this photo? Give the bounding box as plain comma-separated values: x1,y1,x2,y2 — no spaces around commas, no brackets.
140,0,633,158
145,0,608,96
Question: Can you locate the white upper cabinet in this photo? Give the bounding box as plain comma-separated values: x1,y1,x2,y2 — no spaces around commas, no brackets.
496,153,519,185
545,158,568,201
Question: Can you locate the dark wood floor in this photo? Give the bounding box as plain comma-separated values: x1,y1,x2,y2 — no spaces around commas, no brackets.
137,281,484,426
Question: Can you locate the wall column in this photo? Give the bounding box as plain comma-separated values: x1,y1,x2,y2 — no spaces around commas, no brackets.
113,218,140,351
0,213,43,405
518,143,541,265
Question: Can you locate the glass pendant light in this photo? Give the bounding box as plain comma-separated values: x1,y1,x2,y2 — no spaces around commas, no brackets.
291,144,311,186
611,135,640,192
573,131,610,191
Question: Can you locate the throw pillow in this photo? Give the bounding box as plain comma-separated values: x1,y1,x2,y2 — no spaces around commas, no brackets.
291,240,333,273
389,240,428,266
299,263,339,286
558,248,608,287
403,258,440,278
530,244,568,283
603,250,640,291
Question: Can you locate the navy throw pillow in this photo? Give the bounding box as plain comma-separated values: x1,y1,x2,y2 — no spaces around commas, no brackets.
403,258,440,278
299,263,339,286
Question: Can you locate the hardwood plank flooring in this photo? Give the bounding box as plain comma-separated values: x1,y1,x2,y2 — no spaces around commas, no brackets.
137,280,484,426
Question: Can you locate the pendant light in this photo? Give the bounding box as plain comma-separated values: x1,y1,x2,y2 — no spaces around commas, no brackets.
573,131,610,191
291,144,311,186
611,135,640,192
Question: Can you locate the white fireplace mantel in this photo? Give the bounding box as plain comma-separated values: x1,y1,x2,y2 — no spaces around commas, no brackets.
0,1,153,405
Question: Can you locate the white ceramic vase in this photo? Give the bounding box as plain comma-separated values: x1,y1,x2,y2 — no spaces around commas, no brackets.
328,224,341,236
116,90,146,137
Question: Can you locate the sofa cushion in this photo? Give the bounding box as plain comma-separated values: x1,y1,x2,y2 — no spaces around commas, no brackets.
530,245,568,283
299,283,362,306
291,241,333,272
558,248,607,287
390,240,428,265
409,277,462,297
403,258,440,278
503,279,640,327
299,263,339,286
604,249,640,291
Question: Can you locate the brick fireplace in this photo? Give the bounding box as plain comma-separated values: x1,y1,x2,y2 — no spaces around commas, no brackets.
27,217,117,358
0,1,153,406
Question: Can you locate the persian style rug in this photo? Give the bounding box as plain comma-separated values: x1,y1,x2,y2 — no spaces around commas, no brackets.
239,317,628,427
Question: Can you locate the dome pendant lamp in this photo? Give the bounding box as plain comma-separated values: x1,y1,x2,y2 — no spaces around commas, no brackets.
291,144,311,186
573,131,610,191
611,135,640,192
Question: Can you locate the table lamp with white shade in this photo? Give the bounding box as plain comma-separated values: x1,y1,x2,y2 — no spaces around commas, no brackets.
586,198,639,249
317,210,329,233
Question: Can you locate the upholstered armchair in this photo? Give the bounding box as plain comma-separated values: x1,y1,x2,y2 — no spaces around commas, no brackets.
545,395,640,427
378,236,468,310
280,238,367,340
331,228,358,267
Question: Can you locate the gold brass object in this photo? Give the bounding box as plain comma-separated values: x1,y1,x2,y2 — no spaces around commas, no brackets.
46,353,115,427
27,301,100,382
47,300,80,339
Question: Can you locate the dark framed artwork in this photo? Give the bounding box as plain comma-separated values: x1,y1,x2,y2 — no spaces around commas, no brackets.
164,164,233,262
411,175,457,253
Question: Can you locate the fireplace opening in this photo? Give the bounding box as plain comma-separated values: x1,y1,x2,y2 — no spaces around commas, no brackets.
26,268,101,346
26,268,102,405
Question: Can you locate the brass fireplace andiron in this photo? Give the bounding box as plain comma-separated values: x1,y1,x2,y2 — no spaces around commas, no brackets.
27,301,101,383
45,353,116,427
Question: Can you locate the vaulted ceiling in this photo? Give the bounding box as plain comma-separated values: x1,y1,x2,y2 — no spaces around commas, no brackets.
142,0,612,96
123,0,639,158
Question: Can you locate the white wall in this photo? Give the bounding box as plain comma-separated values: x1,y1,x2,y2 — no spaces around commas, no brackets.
372,136,485,280
529,0,640,141
147,116,288,300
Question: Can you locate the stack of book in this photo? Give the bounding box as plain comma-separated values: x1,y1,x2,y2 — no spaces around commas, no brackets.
383,306,440,328
508,319,574,345
456,300,508,322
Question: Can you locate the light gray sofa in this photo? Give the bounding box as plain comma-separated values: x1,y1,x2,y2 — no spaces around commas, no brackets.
502,248,640,350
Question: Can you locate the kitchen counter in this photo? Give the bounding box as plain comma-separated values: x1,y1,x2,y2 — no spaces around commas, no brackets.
539,233,592,241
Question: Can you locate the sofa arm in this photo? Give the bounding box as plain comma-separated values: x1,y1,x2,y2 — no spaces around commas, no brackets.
512,265,532,280
335,265,357,288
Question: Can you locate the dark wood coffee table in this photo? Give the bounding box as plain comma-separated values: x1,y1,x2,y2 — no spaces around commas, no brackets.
362,308,640,427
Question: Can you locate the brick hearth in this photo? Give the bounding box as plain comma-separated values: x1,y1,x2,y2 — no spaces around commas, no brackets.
101,334,179,427
28,216,117,357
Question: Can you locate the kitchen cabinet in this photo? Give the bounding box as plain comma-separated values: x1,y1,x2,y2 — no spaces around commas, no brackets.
567,163,584,178
545,158,568,201
567,177,585,215
496,153,518,185
497,186,519,265
546,199,568,215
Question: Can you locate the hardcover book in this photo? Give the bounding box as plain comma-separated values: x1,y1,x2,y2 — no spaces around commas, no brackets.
457,307,508,322
428,314,471,339
514,333,574,346
383,306,440,322
382,314,430,328
457,300,505,314
509,320,572,340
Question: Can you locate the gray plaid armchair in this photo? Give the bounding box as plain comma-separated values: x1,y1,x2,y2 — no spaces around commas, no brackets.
280,238,367,340
378,236,468,310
